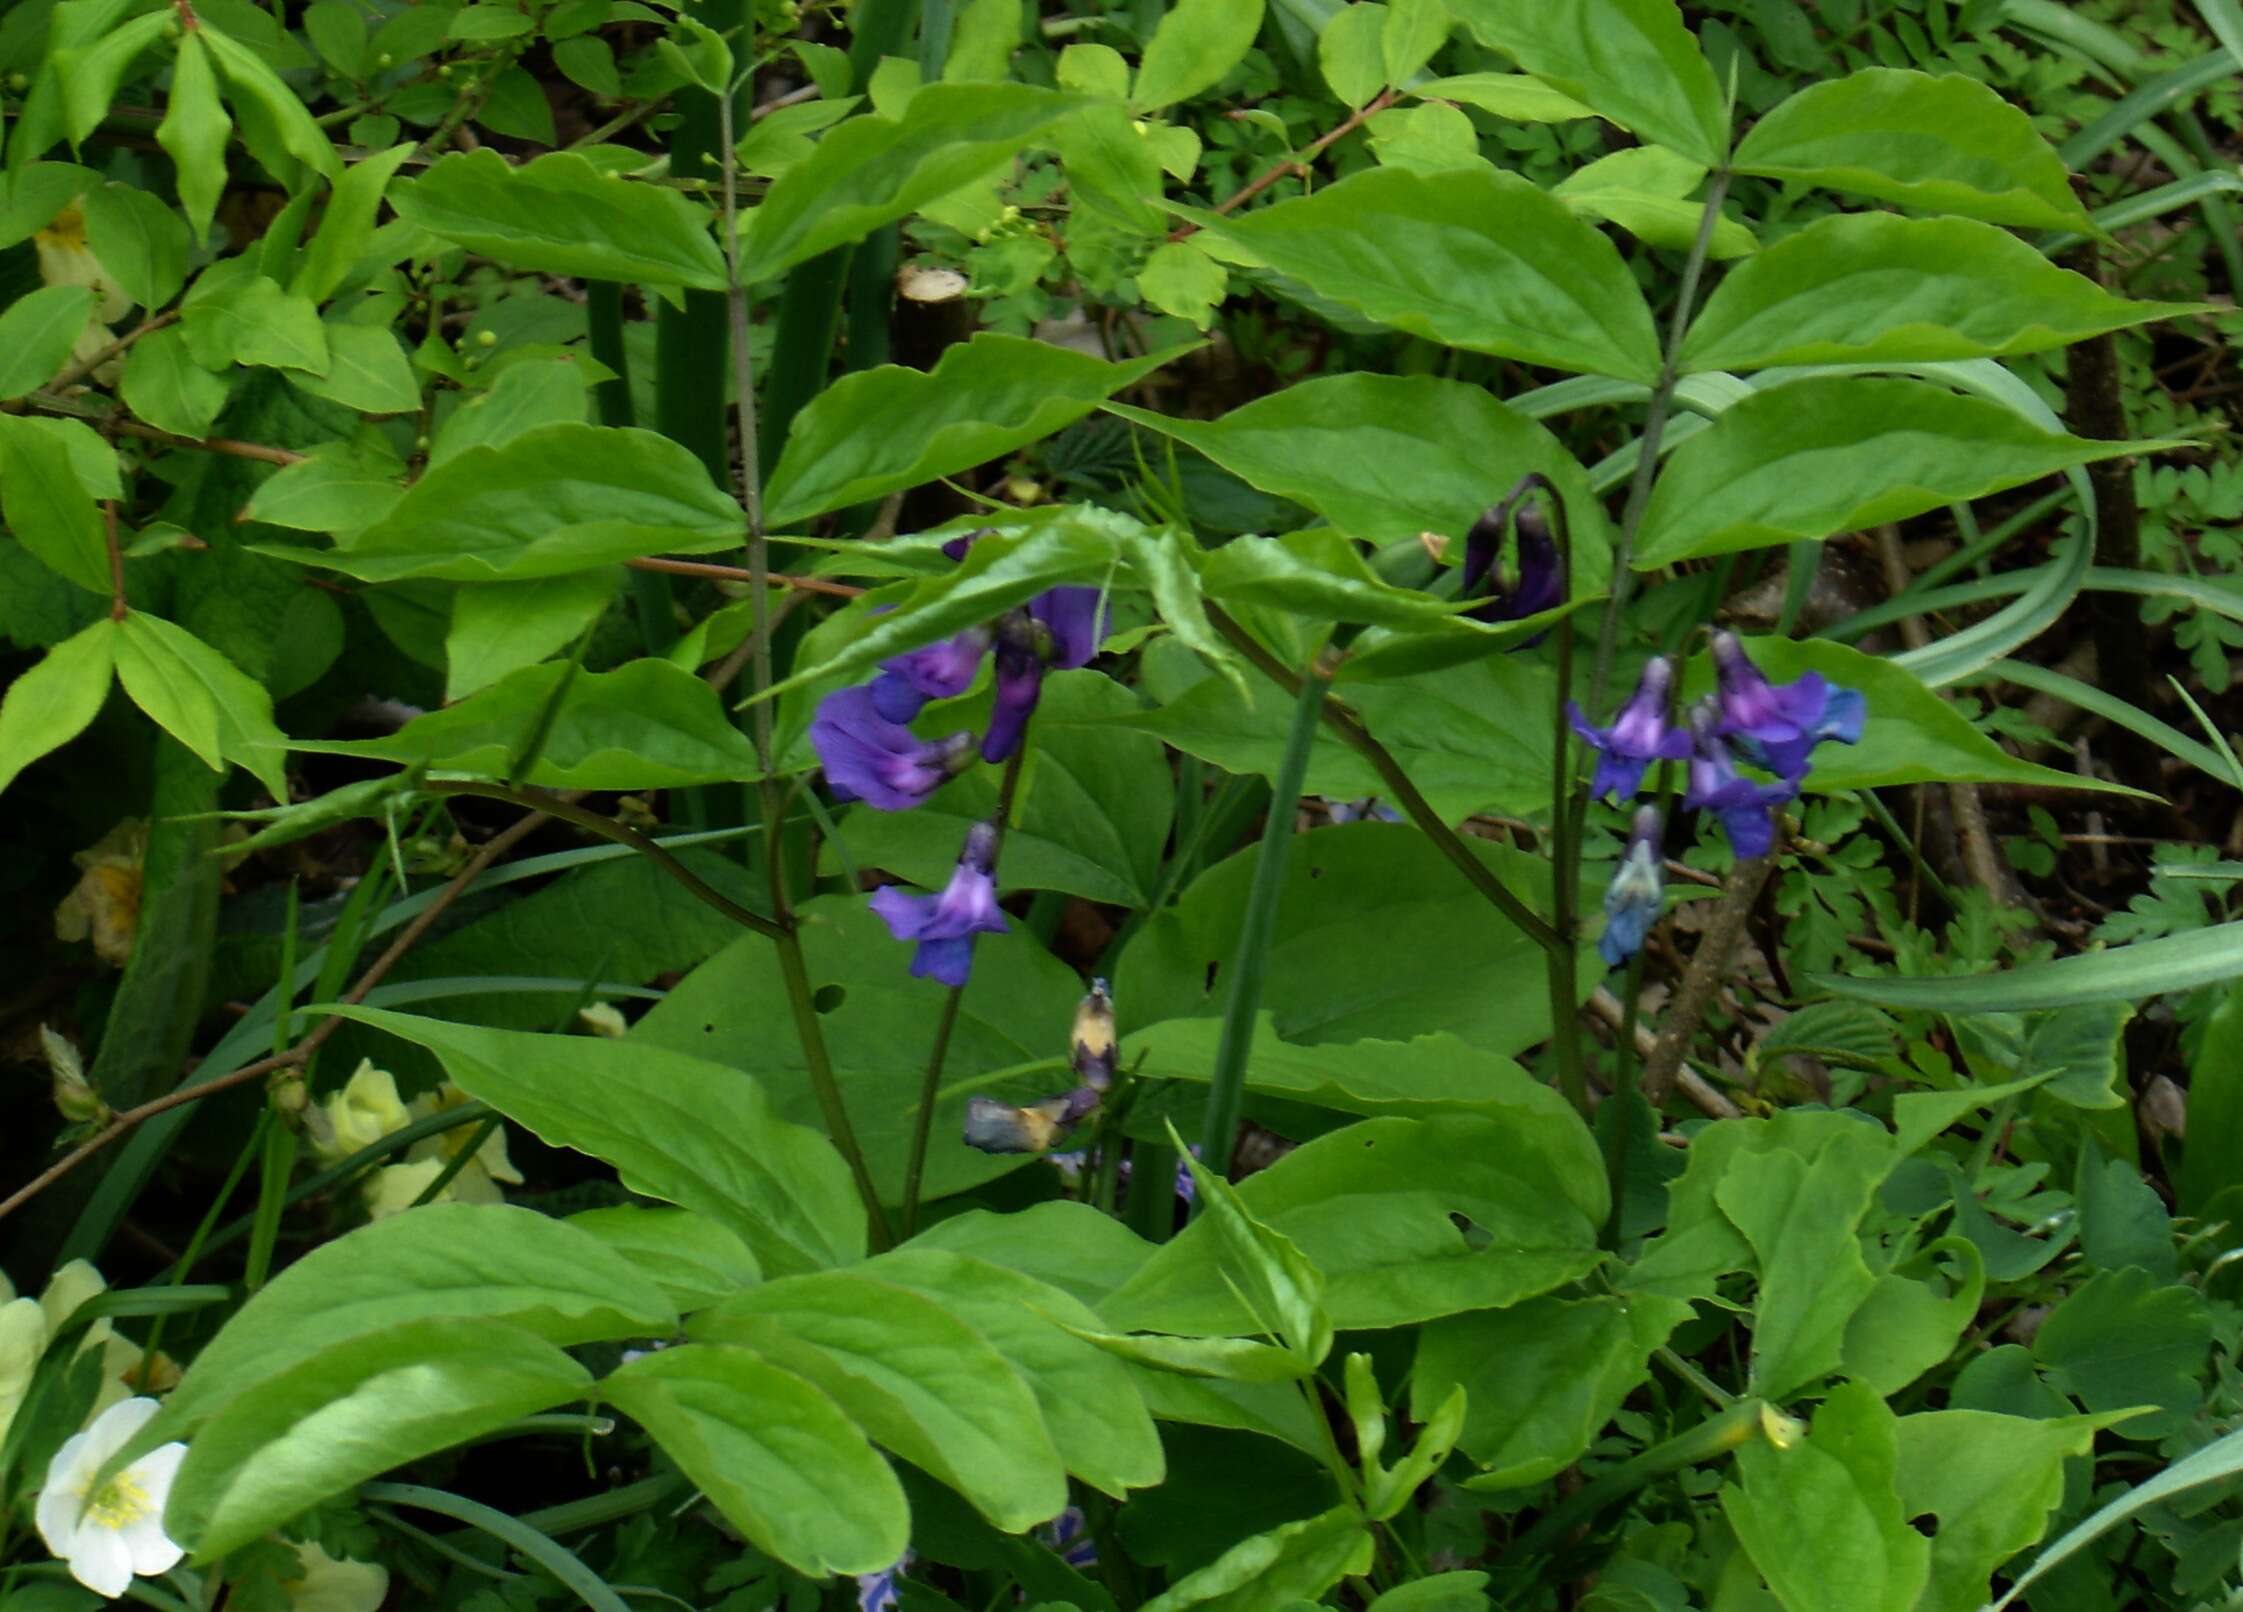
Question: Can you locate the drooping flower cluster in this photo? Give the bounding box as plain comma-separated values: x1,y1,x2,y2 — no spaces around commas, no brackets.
1570,634,1865,966
301,1060,523,1219
870,821,1011,988
963,982,1115,1156
1458,502,1564,626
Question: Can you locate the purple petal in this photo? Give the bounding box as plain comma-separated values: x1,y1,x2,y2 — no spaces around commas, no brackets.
812,686,973,811
910,935,977,985
1032,586,1104,669
981,638,1044,762
869,670,928,724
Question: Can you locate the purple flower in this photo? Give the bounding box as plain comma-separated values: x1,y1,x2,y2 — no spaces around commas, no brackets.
856,1552,913,1612
1041,1507,1099,1571
1568,657,1694,802
1032,586,1104,669
812,686,975,811
869,627,992,723
981,618,1045,763
869,821,1009,985
1461,505,1563,625
1710,633,1867,786
1685,706,1794,860
1599,806,1666,968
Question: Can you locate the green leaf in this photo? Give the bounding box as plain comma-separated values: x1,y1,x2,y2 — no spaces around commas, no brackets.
1109,371,1613,585
1838,1237,1986,1397
1103,1113,1604,1334
475,63,557,145
152,1202,676,1442
566,1207,762,1311
429,357,592,464
287,422,740,582
1415,1292,1690,1489
119,323,232,437
444,569,617,701
0,413,108,593
602,1343,908,1577
1413,73,1596,122
1552,147,1758,258
1178,1137,1332,1365
867,1249,1165,1497
294,143,416,304
2031,1266,2209,1437
1732,68,2092,230
762,508,1131,700
630,897,1085,1208
298,658,762,789
167,1318,590,1560
1635,377,2169,565
1721,1382,1929,1612
114,611,291,799
1067,1328,1316,1383
766,334,1188,526
941,0,1015,82
0,617,116,797
244,441,404,537
181,269,329,374
1895,1409,2105,1612
1188,166,1661,382
740,84,1075,284
1366,1575,1487,1612
2180,980,2243,1214
1139,1505,1373,1612
157,34,233,243
1120,1018,1558,1123
1682,637,2141,796
54,10,172,147
1200,528,1457,627
1813,919,2243,1013
1115,820,1580,1049
391,150,728,289
1134,0,1264,110
833,671,1174,907
78,181,189,310
1139,239,1230,328
288,321,419,412
1383,0,1449,84
200,23,342,183
317,1006,868,1277
1679,215,2194,373
1441,0,1728,165
691,1270,1069,1531
0,284,95,401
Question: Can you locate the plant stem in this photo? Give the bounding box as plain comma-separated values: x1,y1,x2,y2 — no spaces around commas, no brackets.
1528,475,1588,1118
1587,168,1731,711
717,56,891,1249
1200,666,1327,1182
1206,606,1563,954
900,744,1030,1237
1502,1398,1765,1567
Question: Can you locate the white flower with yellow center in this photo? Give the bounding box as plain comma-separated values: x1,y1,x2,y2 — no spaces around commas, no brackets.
33,201,132,387
35,1396,188,1598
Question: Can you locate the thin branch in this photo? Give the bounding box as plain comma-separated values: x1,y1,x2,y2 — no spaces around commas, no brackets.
1640,853,1776,1110
1172,89,1400,240
625,554,862,598
51,311,179,391
102,500,126,621
111,420,307,466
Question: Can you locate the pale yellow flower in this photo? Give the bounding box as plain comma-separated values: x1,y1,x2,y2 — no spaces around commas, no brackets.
0,1261,151,1452
305,1064,517,1220
35,202,130,387
53,821,147,968
279,1542,389,1612
304,1061,413,1166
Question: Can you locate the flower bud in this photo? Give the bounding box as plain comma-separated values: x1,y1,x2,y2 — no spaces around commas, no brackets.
1071,980,1116,1093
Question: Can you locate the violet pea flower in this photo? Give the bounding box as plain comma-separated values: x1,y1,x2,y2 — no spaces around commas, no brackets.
1684,705,1795,860
1599,806,1666,968
1461,504,1563,625
1568,656,1694,802
855,1553,914,1612
981,617,1045,763
811,686,975,811
869,820,1009,986
1710,632,1867,786
1031,584,1105,669
868,626,992,724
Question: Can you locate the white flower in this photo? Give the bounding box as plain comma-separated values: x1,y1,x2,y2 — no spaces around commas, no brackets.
35,1396,188,1599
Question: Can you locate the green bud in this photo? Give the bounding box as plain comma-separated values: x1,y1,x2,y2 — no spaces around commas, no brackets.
475,329,497,347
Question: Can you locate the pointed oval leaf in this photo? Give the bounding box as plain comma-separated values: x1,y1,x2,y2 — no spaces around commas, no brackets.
1636,376,2177,564
1733,67,2091,229
1814,920,2243,1015
1441,0,1727,165
0,284,95,401
391,149,728,289
0,618,116,797
1190,166,1662,382
1134,0,1265,111
168,1318,590,1560
767,334,1191,526
1680,215,2195,373
115,612,290,800
603,1342,909,1577
317,1007,868,1276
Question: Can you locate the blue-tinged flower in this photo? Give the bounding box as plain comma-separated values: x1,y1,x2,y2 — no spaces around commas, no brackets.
870,821,1009,985
1568,656,1694,802
1710,632,1866,785
1325,798,1404,824
1599,806,1667,968
1041,1507,1099,1571
812,686,976,811
981,617,1045,763
856,1552,914,1612
1685,706,1795,860
1071,980,1117,1094
1461,505,1563,625
868,627,992,723
1032,585,1104,669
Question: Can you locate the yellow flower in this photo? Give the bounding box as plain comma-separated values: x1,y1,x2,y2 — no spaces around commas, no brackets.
34,202,130,387
304,1065,517,1220
53,821,148,968
304,1061,413,1166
